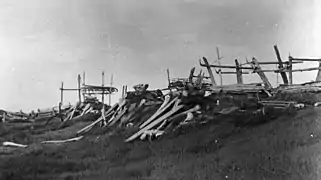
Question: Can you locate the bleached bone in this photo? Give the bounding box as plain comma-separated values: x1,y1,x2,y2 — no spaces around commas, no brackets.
108,107,128,126
63,103,79,121
294,103,305,109
84,107,93,115
315,102,321,107
108,99,127,123
138,99,146,107
157,95,171,112
2,141,28,148
139,96,178,129
68,103,79,120
41,136,83,144
185,112,194,121
140,130,164,141
72,103,91,119
170,104,200,121
125,99,183,142
77,108,115,134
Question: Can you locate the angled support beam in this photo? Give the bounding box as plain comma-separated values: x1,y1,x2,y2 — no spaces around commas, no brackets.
200,57,217,88
273,45,289,85
249,58,273,89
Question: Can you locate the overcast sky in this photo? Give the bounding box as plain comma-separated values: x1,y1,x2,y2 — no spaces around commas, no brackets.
0,0,320,111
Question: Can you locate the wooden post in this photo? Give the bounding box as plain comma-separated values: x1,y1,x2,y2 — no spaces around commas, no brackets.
276,64,279,86
121,86,124,98
109,74,113,106
251,58,273,89
216,47,223,86
82,71,86,100
235,59,243,84
60,81,64,105
101,71,105,123
288,56,293,85
167,68,172,90
201,57,217,89
77,74,81,103
188,67,195,84
273,45,289,85
59,81,64,115
82,71,86,85
102,71,105,103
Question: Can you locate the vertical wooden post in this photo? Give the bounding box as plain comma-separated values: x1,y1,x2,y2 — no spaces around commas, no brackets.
60,81,64,105
59,81,64,115
276,64,279,86
288,56,293,85
216,47,223,86
77,74,81,103
235,59,243,84
82,71,86,85
188,67,195,84
82,71,86,100
166,68,172,91
121,85,124,98
101,71,106,123
109,74,113,106
102,71,105,104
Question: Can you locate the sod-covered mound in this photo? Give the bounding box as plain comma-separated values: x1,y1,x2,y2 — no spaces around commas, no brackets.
270,91,321,105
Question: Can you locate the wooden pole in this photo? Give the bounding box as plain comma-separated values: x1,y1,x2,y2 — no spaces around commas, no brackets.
83,71,86,85
288,55,293,85
273,45,289,85
59,81,64,115
235,59,243,84
216,47,223,86
60,81,64,105
77,74,81,103
250,58,273,89
121,86,124,98
200,57,217,88
82,71,86,100
188,67,195,84
167,68,171,88
102,71,105,104
109,74,113,106
101,71,105,123
276,64,279,86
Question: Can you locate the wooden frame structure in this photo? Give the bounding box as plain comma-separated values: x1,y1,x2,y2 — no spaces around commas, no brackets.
59,72,120,114
251,45,321,85
199,45,320,89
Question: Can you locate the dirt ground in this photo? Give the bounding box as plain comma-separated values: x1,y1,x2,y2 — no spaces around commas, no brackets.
1,107,321,180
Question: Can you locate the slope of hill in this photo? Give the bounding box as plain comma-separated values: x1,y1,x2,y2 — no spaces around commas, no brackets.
0,106,321,180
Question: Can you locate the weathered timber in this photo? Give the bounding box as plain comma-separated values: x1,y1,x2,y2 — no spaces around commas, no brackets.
249,58,273,89
274,45,289,85
289,57,321,61
200,57,217,88
189,67,196,83
216,47,223,86
235,59,243,84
